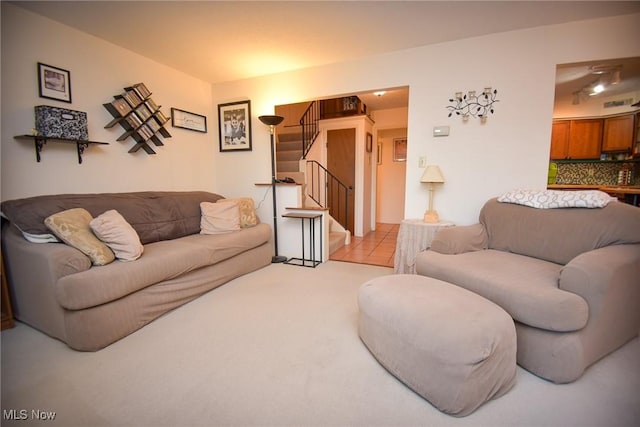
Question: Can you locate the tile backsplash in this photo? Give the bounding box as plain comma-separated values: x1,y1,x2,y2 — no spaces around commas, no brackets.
551,161,638,186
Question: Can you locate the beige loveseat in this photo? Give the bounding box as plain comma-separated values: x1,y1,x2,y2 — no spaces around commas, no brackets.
415,194,640,383
1,191,272,351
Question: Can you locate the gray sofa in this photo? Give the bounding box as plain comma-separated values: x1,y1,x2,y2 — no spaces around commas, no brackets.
1,191,272,351
415,197,640,383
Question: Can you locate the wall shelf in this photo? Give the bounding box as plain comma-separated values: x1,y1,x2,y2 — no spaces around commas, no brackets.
15,135,109,164
103,83,171,155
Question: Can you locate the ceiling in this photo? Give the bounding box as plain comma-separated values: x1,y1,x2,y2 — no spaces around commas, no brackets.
11,1,640,111
555,56,640,106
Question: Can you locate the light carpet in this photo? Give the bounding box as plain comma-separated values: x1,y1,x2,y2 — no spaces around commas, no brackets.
1,261,638,427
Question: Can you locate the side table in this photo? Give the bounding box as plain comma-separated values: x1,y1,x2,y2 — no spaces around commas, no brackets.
393,219,454,274
282,212,323,268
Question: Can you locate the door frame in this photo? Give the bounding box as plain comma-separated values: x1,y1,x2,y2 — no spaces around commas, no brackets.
318,115,375,237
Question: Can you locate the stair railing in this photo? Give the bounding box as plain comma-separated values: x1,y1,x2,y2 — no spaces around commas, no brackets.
306,160,351,231
300,101,320,158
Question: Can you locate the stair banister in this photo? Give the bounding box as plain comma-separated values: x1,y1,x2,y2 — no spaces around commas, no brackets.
306,160,350,232
300,101,320,158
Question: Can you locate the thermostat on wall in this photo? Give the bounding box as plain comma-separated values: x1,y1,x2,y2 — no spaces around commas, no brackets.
433,126,450,137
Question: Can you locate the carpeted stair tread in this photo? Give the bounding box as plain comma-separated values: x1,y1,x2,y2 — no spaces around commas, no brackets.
329,231,347,254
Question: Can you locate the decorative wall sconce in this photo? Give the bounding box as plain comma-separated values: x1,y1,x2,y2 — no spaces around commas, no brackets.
447,88,498,123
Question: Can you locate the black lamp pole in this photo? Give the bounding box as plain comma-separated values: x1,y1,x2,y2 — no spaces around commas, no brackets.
258,115,287,263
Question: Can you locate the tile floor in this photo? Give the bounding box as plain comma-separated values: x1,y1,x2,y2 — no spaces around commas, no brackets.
329,223,399,268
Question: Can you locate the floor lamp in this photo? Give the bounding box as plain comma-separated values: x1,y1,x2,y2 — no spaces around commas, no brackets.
258,115,287,263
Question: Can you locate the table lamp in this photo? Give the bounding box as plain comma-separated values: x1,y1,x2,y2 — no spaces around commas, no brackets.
421,165,445,223
258,115,287,263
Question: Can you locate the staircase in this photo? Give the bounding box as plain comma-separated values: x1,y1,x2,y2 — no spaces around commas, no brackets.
275,130,304,184
275,128,349,255
329,217,351,254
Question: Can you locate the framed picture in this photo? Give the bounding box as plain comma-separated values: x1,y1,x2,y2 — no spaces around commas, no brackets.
366,132,373,153
38,62,71,103
171,108,207,133
377,142,382,165
393,137,407,162
218,100,252,151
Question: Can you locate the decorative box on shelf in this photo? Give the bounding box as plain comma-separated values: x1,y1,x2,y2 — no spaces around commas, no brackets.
35,105,88,140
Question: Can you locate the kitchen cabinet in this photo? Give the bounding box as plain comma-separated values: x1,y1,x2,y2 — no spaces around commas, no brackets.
567,119,603,159
602,114,634,152
550,119,602,160
550,121,570,159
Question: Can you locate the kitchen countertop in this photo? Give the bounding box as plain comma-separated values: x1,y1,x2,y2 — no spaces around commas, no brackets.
599,186,640,195
548,184,640,194
547,185,640,207
547,184,601,190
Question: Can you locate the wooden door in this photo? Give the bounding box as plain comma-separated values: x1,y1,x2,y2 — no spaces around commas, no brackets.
568,119,602,159
602,114,634,152
550,121,570,159
327,128,355,234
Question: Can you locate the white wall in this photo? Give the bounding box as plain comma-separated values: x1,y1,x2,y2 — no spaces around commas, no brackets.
1,4,216,201
212,13,640,225
3,5,639,228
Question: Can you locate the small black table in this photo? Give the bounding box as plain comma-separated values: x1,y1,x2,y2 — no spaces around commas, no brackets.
282,212,323,267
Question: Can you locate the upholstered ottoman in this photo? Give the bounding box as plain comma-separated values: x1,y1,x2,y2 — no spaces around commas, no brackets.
358,274,516,417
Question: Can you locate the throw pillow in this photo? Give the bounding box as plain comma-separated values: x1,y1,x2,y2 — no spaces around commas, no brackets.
90,210,144,261
200,201,241,234
217,197,258,228
44,208,115,266
497,189,616,209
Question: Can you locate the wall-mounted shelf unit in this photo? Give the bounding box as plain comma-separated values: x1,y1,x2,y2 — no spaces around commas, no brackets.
14,135,109,164
104,83,171,154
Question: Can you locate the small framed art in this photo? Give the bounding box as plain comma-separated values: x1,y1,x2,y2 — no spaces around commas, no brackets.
218,100,252,152
38,62,71,103
171,108,207,133
366,132,373,153
393,137,407,162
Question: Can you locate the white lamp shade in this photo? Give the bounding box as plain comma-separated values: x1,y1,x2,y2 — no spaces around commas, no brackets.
421,165,445,183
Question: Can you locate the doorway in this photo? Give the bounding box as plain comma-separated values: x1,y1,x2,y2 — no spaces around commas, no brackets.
327,128,356,235
376,128,407,223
